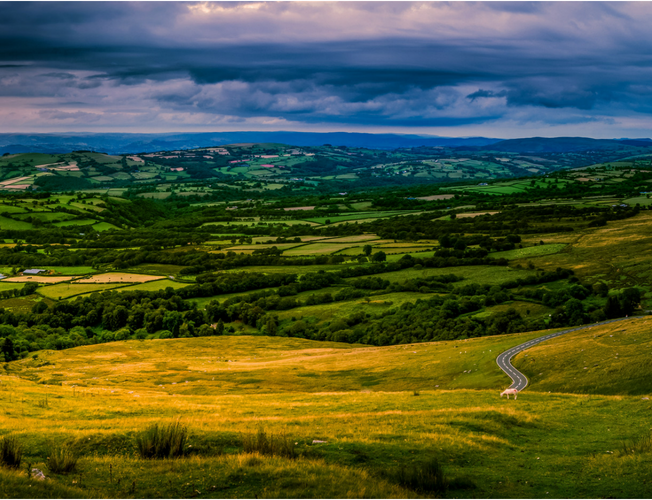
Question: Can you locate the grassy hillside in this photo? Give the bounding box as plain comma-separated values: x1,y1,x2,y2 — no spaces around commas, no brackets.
6,333,546,394
513,316,652,395
527,211,652,303
1,327,652,498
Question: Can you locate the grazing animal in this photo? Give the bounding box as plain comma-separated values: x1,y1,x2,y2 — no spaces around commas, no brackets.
501,388,519,399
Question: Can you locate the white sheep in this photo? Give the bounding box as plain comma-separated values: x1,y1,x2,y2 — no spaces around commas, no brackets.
500,388,519,399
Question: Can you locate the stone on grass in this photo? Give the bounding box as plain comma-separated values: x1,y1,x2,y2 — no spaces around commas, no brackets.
31,468,46,481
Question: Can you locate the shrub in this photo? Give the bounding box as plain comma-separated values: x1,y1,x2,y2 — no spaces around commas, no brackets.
0,435,23,469
136,419,188,459
157,330,173,340
46,445,78,474
241,428,296,459
394,457,448,494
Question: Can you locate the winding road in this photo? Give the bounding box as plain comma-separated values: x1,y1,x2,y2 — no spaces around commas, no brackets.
496,317,633,391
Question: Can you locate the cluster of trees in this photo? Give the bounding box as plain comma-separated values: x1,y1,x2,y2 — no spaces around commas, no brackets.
0,283,38,300
9,193,628,255
365,205,639,242
371,163,652,211
2,255,639,362
1,163,650,362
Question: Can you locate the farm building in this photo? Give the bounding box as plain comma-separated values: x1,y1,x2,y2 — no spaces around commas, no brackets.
22,269,47,275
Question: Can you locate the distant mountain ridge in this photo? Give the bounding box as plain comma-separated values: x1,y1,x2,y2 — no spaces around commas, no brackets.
481,136,652,153
0,132,501,155
1,133,651,155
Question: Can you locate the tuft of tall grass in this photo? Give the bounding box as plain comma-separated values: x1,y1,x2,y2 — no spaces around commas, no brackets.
241,427,296,459
620,430,652,456
394,456,448,495
46,445,79,474
136,419,188,459
0,435,23,469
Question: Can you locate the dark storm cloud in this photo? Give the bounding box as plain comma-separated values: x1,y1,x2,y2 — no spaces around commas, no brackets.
2,2,652,135
467,90,508,101
40,72,76,80
467,86,606,110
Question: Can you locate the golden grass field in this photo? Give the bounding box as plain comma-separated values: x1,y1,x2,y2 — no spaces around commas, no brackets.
2,319,652,498
513,316,652,395
3,275,74,284
73,273,165,284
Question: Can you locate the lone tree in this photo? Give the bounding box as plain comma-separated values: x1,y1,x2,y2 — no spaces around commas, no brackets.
371,251,387,262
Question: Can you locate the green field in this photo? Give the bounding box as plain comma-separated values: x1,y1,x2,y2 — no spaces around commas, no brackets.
472,300,554,321
124,264,188,276
0,204,27,213
0,152,61,167
623,196,652,206
384,250,439,261
37,283,129,300
136,192,171,199
378,246,434,254
13,212,75,222
110,172,133,180
491,243,567,260
53,218,97,227
188,285,298,309
68,202,103,213
224,242,306,252
222,263,362,275
92,222,120,231
360,265,535,286
333,245,374,256
0,215,33,230
0,281,27,292
283,242,356,256
276,291,441,324
303,211,415,224
450,179,573,196
117,279,190,293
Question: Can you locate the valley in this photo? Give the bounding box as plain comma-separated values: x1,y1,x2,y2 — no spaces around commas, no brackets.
0,138,651,498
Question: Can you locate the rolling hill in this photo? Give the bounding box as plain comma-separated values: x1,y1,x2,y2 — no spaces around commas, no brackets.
1,322,651,498
481,136,652,153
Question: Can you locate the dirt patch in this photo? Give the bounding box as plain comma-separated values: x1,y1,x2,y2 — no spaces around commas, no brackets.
0,176,31,186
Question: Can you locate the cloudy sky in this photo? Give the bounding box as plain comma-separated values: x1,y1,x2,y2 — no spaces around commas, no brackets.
2,1,652,138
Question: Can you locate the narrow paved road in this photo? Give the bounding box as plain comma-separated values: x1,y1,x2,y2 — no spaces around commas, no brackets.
496,317,633,391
